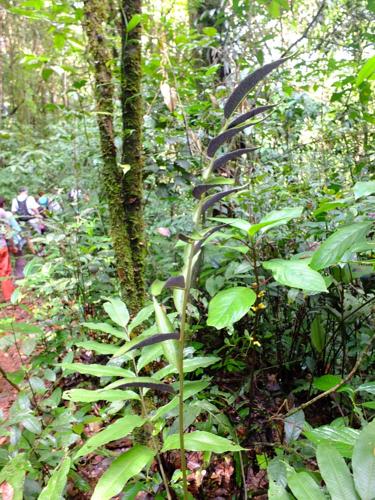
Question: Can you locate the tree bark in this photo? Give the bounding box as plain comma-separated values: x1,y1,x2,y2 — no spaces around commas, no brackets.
83,0,145,313
120,0,146,305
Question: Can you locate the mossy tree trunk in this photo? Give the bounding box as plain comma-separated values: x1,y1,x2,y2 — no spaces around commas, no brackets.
83,0,145,313
120,0,146,305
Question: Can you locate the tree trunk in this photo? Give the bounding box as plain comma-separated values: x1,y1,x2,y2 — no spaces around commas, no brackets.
83,0,145,313
120,0,146,305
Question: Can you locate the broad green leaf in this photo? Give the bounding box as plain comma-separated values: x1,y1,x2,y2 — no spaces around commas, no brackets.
311,315,326,352
268,480,290,500
126,13,142,32
313,374,343,391
313,375,352,395
128,304,154,333
150,279,165,296
207,287,256,329
184,356,220,373
82,322,126,339
362,401,375,409
0,453,29,500
248,218,292,236
356,56,375,86
151,356,220,380
209,217,251,232
263,259,328,293
310,222,372,271
162,431,243,453
316,444,358,500
42,67,53,81
202,26,217,36
91,445,155,500
153,297,179,368
137,343,163,371
22,337,37,355
53,32,66,50
352,419,375,500
284,410,305,443
305,426,360,458
63,389,140,403
23,415,42,434
256,206,304,234
38,457,71,500
151,380,210,421
74,415,145,459
313,200,348,217
103,297,130,329
75,341,118,355
287,471,325,500
356,382,375,395
353,180,375,199
60,362,134,378
0,321,43,335
268,457,287,487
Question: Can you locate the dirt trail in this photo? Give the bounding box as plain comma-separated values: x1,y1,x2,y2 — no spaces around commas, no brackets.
0,302,33,417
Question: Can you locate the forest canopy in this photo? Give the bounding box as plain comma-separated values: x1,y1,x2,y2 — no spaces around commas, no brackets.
0,0,374,498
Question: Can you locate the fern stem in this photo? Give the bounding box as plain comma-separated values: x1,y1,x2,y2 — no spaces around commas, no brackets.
178,243,195,499
132,357,172,500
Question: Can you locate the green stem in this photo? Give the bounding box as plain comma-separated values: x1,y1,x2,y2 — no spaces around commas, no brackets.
177,107,234,498
238,449,248,499
178,243,195,499
131,357,172,500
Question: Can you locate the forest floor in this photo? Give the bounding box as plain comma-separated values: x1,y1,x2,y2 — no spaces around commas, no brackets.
0,301,32,419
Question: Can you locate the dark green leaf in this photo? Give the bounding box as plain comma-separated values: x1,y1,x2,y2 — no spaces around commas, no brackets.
91,445,155,500
207,287,256,329
74,415,145,459
224,57,288,118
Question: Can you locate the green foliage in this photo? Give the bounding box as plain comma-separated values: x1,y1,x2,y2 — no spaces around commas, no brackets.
272,418,375,499
0,0,374,498
207,286,256,329
74,415,145,459
38,457,71,500
162,431,244,453
316,444,357,500
91,445,155,500
263,258,328,292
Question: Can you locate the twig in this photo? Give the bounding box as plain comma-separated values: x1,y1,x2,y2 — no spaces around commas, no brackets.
282,1,326,57
0,364,20,392
285,333,375,417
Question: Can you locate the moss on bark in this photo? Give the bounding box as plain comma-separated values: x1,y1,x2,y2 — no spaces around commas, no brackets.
83,0,145,314
120,0,146,307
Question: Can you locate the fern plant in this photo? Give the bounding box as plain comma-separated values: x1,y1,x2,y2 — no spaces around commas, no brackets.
59,57,290,499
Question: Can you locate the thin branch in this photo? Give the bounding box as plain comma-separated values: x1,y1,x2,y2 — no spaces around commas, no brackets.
282,1,326,57
285,333,375,417
0,364,20,392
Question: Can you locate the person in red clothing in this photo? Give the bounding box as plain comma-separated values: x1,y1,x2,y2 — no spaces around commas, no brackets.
0,208,15,301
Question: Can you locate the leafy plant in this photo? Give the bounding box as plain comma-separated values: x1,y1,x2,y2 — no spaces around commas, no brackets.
268,418,375,500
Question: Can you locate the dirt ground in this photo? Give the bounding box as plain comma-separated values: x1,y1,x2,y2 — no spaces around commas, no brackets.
0,302,32,418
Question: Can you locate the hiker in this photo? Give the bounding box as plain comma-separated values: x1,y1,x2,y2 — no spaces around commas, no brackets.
38,191,62,215
0,208,15,301
68,188,82,203
12,187,43,234
11,187,43,254
0,197,24,252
